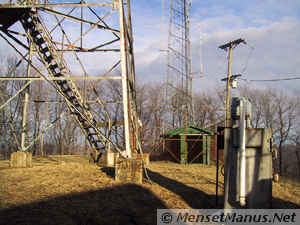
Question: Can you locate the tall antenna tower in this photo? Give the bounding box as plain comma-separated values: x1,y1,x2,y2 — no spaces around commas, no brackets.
162,0,195,133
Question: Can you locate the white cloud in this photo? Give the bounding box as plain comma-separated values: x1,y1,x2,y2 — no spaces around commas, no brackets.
1,1,300,95
192,16,300,93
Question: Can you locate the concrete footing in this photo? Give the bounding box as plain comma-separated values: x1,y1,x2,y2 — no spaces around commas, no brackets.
106,152,117,167
115,158,143,184
10,151,32,167
273,173,280,182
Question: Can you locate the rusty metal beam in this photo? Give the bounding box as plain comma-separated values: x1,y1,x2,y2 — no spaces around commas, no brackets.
97,121,124,128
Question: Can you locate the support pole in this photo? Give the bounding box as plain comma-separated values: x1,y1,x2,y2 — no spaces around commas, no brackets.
239,98,246,207
225,47,232,127
219,38,244,127
118,0,131,158
21,43,32,151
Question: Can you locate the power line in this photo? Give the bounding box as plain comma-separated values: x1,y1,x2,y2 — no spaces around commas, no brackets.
198,56,228,92
241,42,254,75
242,42,300,83
240,76,300,82
243,41,292,77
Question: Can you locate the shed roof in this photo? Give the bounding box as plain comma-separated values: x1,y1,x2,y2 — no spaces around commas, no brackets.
164,124,215,137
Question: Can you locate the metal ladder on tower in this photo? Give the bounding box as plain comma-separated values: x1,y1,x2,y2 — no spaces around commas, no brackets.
20,11,108,153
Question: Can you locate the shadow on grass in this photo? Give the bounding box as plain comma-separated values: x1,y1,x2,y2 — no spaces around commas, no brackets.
99,166,300,209
100,166,222,208
31,156,60,164
272,198,300,209
0,183,166,225
145,169,300,209
146,169,218,209
101,166,115,177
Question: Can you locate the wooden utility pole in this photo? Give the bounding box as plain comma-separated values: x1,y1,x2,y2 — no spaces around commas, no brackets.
219,38,244,127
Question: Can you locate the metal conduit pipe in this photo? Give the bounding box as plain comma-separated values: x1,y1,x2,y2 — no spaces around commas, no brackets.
239,98,246,207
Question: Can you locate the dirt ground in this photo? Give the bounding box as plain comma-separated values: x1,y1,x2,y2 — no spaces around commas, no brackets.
0,155,299,224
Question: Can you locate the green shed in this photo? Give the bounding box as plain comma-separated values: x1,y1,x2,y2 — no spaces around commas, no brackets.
162,124,215,164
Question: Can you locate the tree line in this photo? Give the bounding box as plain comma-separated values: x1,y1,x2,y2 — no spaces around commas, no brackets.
1,54,300,178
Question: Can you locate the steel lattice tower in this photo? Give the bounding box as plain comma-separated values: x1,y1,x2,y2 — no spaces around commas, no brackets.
0,0,141,158
163,0,194,133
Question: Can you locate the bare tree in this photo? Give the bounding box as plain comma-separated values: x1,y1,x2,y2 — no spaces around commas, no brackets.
291,131,300,179
238,85,264,128
47,91,82,155
29,80,45,155
273,91,299,176
139,82,165,153
239,86,300,176
0,54,27,158
194,87,223,128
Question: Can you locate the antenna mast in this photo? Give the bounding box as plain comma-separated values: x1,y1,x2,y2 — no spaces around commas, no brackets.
162,0,195,133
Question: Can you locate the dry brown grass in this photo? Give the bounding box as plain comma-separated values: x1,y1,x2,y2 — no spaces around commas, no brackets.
0,155,299,224
272,177,300,208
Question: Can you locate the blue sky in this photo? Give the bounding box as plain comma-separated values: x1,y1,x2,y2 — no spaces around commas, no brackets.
130,0,300,93
1,0,300,94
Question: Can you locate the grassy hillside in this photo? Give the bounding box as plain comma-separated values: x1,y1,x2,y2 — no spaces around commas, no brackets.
0,155,299,224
